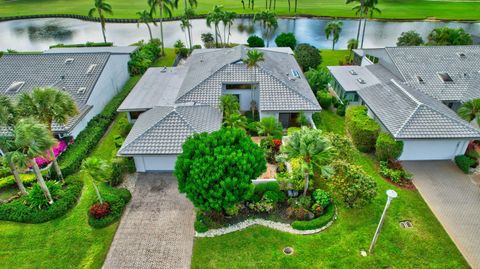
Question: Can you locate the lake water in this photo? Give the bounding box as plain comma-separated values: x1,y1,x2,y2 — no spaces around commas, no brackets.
0,17,479,51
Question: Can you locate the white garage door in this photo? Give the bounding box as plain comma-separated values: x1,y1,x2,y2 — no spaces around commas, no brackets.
133,155,178,172
399,139,469,161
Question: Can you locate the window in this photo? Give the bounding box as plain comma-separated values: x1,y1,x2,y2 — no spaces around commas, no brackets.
77,87,86,94
86,64,97,75
65,58,74,64
5,81,25,93
416,76,425,84
438,72,453,83
291,69,301,78
225,83,255,90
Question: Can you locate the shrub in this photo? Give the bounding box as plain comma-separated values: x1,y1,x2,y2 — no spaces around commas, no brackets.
296,112,310,127
287,127,301,136
427,27,473,46
275,32,297,50
379,161,412,183
201,33,215,48
225,204,240,216
0,176,83,223
247,35,265,47
397,31,424,46
49,42,113,48
375,133,404,161
305,66,331,93
455,155,476,174
257,117,283,139
89,202,111,219
263,190,286,204
323,133,355,163
109,157,135,186
294,43,322,71
336,104,346,116
248,198,274,213
194,219,209,233
312,189,331,208
286,207,310,220
0,173,37,190
128,39,161,75
317,91,333,110
88,187,131,228
288,196,312,210
27,181,62,209
345,106,380,152
328,160,377,208
175,128,266,212
291,203,335,230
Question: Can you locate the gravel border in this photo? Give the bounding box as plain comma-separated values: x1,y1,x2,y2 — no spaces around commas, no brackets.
195,211,337,237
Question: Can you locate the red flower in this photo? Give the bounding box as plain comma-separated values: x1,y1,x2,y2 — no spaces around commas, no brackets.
89,203,111,219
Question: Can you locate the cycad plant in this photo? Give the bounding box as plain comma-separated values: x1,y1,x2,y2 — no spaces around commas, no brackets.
458,99,480,125
81,157,111,204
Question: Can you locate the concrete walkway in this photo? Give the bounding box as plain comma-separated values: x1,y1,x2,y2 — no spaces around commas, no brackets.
404,161,480,269
103,173,195,269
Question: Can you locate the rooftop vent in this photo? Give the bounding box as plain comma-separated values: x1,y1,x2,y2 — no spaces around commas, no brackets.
356,78,366,84
291,69,301,79
86,64,97,75
5,81,25,93
438,72,454,83
416,76,425,84
65,58,74,64
77,87,86,94
457,52,466,58
349,70,358,75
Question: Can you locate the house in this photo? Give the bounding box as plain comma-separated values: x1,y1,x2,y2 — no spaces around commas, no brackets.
328,45,480,161
118,45,321,172
0,46,137,138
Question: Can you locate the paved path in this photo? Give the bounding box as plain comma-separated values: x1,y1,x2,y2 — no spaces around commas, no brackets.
103,173,195,269
404,161,480,269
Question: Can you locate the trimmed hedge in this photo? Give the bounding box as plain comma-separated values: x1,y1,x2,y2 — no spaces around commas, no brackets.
128,39,161,75
375,133,404,161
0,176,83,223
454,155,476,174
291,204,335,230
317,91,333,110
0,173,37,190
88,187,131,228
345,106,380,153
109,157,136,186
49,42,113,48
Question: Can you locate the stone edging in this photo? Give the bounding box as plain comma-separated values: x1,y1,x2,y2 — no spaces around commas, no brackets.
195,210,337,237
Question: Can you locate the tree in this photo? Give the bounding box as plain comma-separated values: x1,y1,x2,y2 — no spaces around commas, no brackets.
247,35,265,47
137,10,157,41
294,43,322,71
427,27,473,46
180,16,192,48
223,113,248,129
275,32,297,50
257,117,283,138
346,0,364,48
88,0,113,43
17,87,78,182
458,99,480,125
325,20,343,51
206,5,225,48
282,127,331,196
351,0,381,48
244,49,265,119
305,66,331,93
253,10,278,47
347,38,359,60
201,32,214,48
181,6,196,49
222,11,237,46
148,0,177,55
397,30,424,46
81,157,110,204
175,128,266,212
14,118,56,204
220,95,240,118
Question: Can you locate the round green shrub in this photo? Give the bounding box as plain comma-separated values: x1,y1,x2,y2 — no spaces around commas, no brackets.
454,155,476,174
275,32,297,50
194,219,209,233
247,35,265,48
375,133,404,161
88,187,131,228
312,189,331,208
294,43,322,71
317,91,333,110
27,181,62,209
345,106,380,153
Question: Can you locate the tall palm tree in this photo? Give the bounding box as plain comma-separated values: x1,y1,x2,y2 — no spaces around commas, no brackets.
2,150,28,195
354,0,381,48
244,49,265,119
81,157,110,204
88,0,113,43
325,20,343,50
282,127,330,196
347,0,364,46
180,16,192,48
206,5,225,48
222,11,237,46
137,10,157,41
148,0,177,55
183,7,195,49
253,10,278,47
347,38,359,61
14,118,56,204
17,87,79,182
294,0,298,16
458,99,480,126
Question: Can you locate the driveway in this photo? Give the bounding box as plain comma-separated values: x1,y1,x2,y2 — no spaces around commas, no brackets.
403,161,480,269
102,173,195,269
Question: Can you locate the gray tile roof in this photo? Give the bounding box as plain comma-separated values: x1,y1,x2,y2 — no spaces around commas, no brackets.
328,64,401,92
118,105,222,155
46,46,138,54
0,53,110,133
358,80,480,139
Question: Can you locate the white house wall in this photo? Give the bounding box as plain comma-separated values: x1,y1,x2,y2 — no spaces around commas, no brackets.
133,155,178,172
223,89,259,112
399,139,469,161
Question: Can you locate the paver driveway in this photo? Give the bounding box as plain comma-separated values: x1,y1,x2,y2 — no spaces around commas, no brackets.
404,161,480,269
103,173,195,269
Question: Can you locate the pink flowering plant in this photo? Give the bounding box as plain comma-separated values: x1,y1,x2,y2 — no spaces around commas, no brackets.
35,140,68,168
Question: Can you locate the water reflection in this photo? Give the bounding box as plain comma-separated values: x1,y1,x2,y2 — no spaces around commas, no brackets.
12,24,73,42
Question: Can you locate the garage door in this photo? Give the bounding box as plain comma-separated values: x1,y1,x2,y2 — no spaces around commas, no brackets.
399,139,468,161
133,155,178,172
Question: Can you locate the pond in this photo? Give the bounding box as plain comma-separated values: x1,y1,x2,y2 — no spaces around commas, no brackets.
0,17,479,51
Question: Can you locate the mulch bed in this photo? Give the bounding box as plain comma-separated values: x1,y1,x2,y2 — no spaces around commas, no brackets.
382,176,416,190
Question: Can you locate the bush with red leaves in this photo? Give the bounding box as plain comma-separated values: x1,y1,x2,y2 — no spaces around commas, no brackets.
89,203,111,219
273,139,282,152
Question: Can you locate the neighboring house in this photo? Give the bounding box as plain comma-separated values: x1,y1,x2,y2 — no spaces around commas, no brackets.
0,46,136,137
328,45,480,161
118,45,321,172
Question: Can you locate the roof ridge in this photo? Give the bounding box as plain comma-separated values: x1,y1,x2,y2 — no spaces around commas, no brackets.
174,106,202,133
384,49,408,82
391,79,422,105
394,104,421,138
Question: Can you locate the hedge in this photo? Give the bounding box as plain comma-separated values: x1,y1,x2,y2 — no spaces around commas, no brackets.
291,204,335,230
345,106,380,153
0,176,83,223
109,157,136,186
49,42,113,49
375,133,403,161
454,155,476,174
128,39,161,76
88,187,131,228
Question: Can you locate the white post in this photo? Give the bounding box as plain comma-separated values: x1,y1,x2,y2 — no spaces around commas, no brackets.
368,189,397,254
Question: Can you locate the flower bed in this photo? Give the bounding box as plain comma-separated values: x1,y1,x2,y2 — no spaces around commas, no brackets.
35,140,69,168
379,160,415,190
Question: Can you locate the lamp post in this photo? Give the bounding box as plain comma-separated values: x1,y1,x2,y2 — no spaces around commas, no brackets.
368,189,397,254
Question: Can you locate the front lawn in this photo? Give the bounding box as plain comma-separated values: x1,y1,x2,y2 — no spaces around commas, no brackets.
191,111,468,268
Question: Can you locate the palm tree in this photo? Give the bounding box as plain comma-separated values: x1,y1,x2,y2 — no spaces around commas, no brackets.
282,127,330,196
180,16,192,48
17,87,79,182
347,38,359,61
88,0,113,43
137,10,157,41
222,11,237,46
148,0,177,56
81,157,110,204
325,20,343,50
347,0,364,46
257,117,283,138
253,11,278,47
206,5,225,48
458,99,480,126
14,118,56,204
223,113,248,130
354,0,381,48
182,7,196,49
220,95,240,118
244,49,265,118
294,0,298,15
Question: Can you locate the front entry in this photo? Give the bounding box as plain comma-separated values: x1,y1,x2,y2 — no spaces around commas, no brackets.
279,113,299,128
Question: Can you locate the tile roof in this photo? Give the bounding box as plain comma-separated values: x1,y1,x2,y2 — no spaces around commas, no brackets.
358,80,480,139
118,105,222,155
45,46,138,54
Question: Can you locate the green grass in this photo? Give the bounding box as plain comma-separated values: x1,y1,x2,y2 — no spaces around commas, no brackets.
192,111,469,268
152,48,176,67
320,49,350,67
0,0,479,20
314,110,346,135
